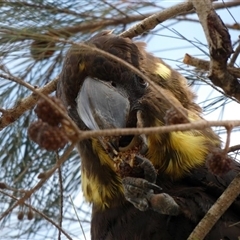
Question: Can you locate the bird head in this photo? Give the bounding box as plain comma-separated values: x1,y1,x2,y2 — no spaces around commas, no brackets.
57,31,151,151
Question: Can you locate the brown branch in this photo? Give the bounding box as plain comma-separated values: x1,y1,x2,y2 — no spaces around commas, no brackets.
76,120,240,141
229,40,240,66
182,0,240,16
228,144,240,153
223,127,232,155
190,0,240,101
0,75,58,131
183,54,240,78
176,16,240,31
0,73,81,136
47,14,153,38
120,1,194,38
187,173,240,240
120,0,240,39
0,13,154,44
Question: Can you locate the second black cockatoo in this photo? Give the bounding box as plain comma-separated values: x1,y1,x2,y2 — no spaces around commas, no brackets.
57,31,240,240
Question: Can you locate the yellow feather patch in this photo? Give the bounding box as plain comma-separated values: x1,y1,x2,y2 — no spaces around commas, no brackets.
147,131,209,179
146,116,211,179
92,138,115,170
81,138,123,209
156,62,171,80
79,62,85,72
166,131,209,178
81,171,123,208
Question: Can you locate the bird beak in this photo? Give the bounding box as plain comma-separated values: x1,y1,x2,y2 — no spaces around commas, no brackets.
76,77,130,130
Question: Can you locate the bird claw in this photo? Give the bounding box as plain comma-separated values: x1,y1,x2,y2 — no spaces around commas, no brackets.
122,177,161,193
122,177,154,211
122,155,180,216
122,177,180,215
133,155,157,183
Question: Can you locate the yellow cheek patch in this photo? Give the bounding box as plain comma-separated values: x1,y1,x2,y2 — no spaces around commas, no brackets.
148,131,209,179
146,117,211,179
156,62,171,80
166,131,209,178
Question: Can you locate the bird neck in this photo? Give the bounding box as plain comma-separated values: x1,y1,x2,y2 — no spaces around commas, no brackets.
79,139,125,210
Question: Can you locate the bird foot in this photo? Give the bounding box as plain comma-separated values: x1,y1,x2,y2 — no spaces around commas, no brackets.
122,177,160,211
122,177,180,215
122,155,180,216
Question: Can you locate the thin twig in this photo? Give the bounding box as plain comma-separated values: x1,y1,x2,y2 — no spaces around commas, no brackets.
75,119,240,141
229,40,240,67
0,143,75,222
0,190,73,240
223,127,232,155
57,153,63,240
176,16,240,31
69,195,87,240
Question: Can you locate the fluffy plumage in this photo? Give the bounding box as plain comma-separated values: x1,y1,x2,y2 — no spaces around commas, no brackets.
57,31,240,240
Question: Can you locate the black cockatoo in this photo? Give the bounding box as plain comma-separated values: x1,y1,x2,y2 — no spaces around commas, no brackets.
57,31,240,240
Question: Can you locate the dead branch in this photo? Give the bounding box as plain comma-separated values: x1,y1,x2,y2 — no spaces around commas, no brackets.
120,1,194,38
0,75,58,131
229,40,240,66
183,0,240,15
191,0,240,101
183,54,240,79
187,173,240,240
176,16,240,31
228,144,240,153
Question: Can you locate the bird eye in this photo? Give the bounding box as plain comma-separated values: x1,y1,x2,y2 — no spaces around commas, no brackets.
137,76,148,88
